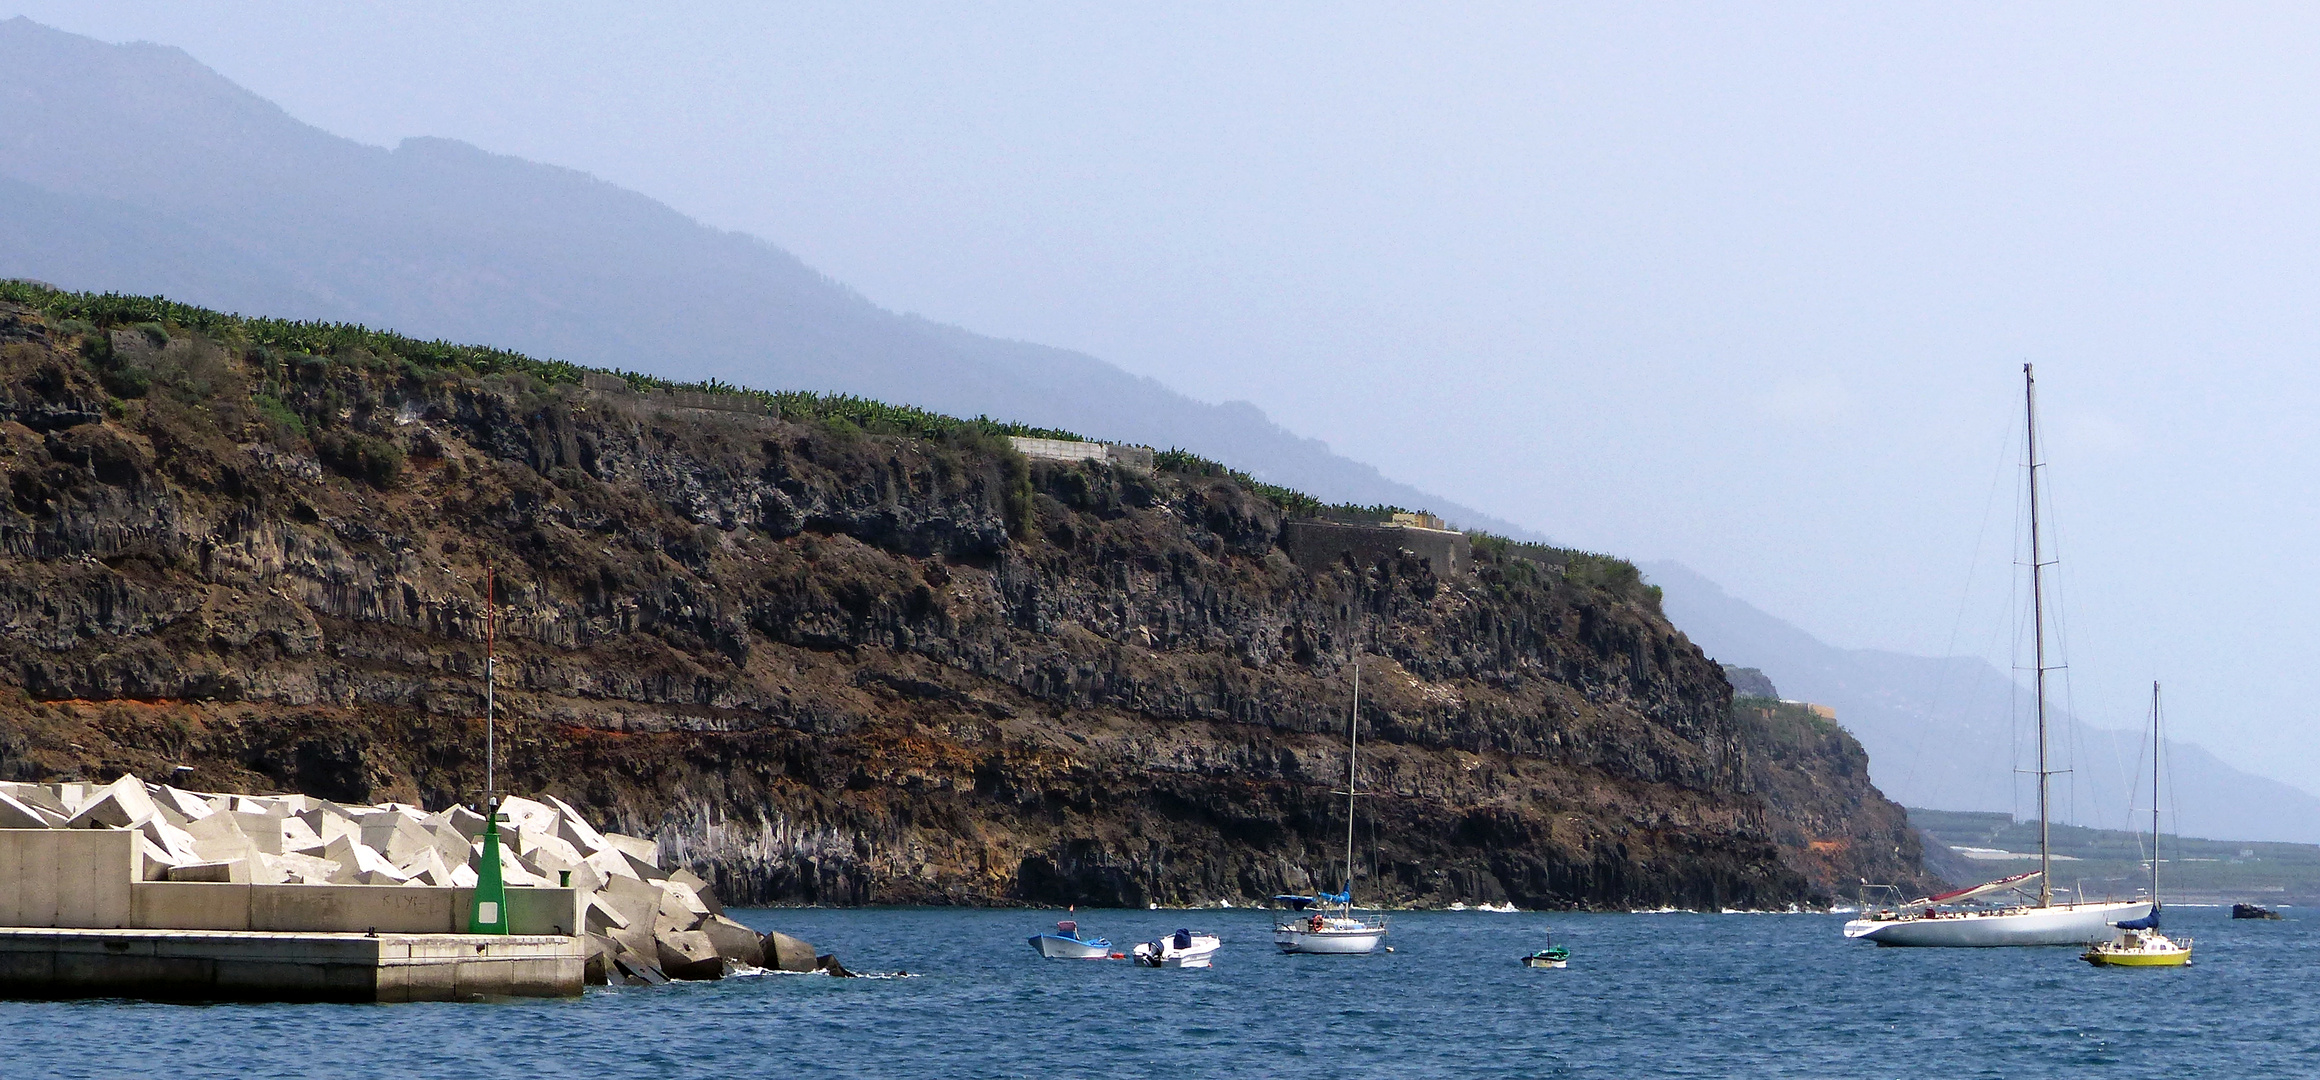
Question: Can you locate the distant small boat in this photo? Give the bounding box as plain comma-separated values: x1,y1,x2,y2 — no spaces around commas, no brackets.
1521,946,1570,969
1132,928,1220,968
2232,903,2282,921
1029,920,1115,959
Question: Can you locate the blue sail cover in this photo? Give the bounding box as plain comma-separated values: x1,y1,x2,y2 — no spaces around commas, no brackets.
1319,890,1351,905
2114,906,2161,930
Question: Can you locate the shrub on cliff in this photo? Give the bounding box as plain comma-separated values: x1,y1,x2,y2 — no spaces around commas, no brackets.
312,430,403,488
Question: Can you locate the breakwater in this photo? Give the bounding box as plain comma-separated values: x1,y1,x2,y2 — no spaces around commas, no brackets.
0,773,837,999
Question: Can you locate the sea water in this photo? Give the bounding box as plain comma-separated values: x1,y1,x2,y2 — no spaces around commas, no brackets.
8,905,2311,1079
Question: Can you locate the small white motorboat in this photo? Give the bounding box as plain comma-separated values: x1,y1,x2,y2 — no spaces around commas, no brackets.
1132,928,1221,968
1028,920,1116,959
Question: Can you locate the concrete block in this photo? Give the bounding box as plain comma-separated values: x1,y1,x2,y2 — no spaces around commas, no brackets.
429,805,485,842
1,783,69,817
496,796,556,834
278,815,323,852
153,785,215,821
583,932,616,985
668,868,723,914
222,811,286,856
543,795,609,854
67,776,158,829
583,893,627,935
762,930,818,973
136,816,202,863
658,879,712,924
584,848,634,886
259,851,340,885
654,929,724,980
448,863,477,888
0,791,53,829
137,835,182,882
427,823,471,867
602,832,665,879
398,846,455,887
598,873,661,928
184,814,259,864
363,815,439,867
51,783,89,815
322,836,409,885
653,905,701,937
611,943,667,985
698,914,765,968
516,826,584,870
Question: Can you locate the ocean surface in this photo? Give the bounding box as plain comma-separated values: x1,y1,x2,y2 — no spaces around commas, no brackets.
8,905,2311,1079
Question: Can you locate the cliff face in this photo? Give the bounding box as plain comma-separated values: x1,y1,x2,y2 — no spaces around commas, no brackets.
0,294,1833,908
1736,697,1945,903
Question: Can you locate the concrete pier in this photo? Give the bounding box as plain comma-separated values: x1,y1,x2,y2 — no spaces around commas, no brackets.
0,927,584,1002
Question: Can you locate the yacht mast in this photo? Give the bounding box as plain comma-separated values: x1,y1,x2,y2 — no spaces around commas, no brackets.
2151,681,2162,905
2025,363,2053,908
1344,659,1360,916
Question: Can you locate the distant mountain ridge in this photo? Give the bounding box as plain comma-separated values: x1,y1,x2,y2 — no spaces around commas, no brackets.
1645,560,2320,845
0,17,1539,541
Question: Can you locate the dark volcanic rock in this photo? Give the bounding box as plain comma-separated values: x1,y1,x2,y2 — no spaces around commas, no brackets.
0,296,1902,908
1737,698,1945,902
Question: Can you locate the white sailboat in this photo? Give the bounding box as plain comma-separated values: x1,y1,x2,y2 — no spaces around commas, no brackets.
1275,660,1389,955
1844,365,2150,947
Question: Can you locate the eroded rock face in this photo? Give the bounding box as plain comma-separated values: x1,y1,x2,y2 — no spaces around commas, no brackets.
0,299,1830,908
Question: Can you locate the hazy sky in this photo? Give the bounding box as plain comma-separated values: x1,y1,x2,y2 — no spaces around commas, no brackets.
14,2,2320,794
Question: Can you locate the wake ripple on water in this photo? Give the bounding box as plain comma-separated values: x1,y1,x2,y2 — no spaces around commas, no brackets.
5,906,2309,1079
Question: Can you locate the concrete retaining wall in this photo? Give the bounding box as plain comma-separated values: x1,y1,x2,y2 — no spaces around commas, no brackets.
0,830,578,935
0,830,133,929
1007,436,1155,473
1281,519,1471,577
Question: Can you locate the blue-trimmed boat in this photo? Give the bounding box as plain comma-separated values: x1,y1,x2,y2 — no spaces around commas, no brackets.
1029,920,1115,959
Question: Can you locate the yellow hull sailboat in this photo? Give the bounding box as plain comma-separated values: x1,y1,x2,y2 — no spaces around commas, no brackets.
2083,928,2191,967
2082,682,2192,969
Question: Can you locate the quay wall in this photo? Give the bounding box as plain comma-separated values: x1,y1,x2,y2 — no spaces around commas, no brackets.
0,928,583,1002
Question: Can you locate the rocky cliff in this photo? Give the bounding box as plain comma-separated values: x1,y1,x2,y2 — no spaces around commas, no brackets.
0,286,1909,908
1736,696,1945,903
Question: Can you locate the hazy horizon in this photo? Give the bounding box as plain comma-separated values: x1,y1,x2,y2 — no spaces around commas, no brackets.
11,2,2320,799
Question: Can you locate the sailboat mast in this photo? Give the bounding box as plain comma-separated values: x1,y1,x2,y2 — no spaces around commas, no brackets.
2152,681,2162,905
2024,363,2053,908
1345,659,1360,915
